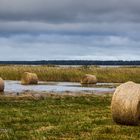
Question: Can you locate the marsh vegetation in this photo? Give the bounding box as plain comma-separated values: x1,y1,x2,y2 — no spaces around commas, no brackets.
0,65,140,83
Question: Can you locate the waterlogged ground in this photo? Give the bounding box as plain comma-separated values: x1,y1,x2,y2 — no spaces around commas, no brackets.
4,80,116,94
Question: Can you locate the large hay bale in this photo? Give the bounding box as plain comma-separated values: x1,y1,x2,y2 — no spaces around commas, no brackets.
81,74,97,84
21,72,38,85
0,77,4,92
111,81,140,125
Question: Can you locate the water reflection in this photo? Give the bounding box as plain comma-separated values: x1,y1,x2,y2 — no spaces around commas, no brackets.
4,80,116,93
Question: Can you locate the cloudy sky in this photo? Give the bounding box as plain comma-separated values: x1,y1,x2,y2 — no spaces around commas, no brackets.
0,0,140,60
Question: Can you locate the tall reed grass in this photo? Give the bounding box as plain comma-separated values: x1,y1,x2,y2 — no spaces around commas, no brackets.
0,65,140,83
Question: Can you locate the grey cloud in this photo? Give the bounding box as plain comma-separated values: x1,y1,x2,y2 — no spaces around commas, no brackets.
0,0,140,23
0,21,140,38
0,0,140,37
0,34,139,60
0,0,140,60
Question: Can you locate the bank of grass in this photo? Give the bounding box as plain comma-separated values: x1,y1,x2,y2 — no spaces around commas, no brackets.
0,94,139,139
0,65,140,83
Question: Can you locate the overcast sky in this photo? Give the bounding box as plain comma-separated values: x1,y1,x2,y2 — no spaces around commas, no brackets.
0,0,140,60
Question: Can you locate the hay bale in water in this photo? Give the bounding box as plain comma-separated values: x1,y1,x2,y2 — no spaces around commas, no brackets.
0,78,4,92
21,72,38,85
111,81,140,125
81,74,97,84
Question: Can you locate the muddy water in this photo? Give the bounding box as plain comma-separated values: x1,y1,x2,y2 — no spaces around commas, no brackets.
4,80,116,94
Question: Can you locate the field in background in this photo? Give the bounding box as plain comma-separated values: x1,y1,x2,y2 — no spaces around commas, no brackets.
0,66,139,139
0,94,140,139
0,65,140,83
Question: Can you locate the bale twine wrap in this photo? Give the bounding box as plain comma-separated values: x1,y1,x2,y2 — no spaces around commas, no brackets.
21,72,38,85
111,81,140,125
81,74,97,84
0,77,4,92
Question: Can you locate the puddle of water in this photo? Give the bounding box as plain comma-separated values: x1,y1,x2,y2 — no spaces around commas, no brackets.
4,80,115,94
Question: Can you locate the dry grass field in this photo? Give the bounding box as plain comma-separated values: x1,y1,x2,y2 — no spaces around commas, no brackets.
0,65,140,83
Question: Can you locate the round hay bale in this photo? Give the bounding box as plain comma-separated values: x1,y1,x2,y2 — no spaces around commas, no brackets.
0,77,4,92
81,74,97,84
21,72,38,85
111,81,140,125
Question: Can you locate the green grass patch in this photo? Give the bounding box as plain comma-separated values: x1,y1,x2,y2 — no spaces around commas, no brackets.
0,95,139,139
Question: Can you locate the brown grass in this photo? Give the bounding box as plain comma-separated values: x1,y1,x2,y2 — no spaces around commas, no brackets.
0,65,140,83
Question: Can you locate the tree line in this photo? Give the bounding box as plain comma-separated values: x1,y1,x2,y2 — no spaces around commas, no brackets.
0,60,140,65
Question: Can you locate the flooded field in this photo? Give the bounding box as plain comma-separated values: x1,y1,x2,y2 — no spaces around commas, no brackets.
4,80,116,94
